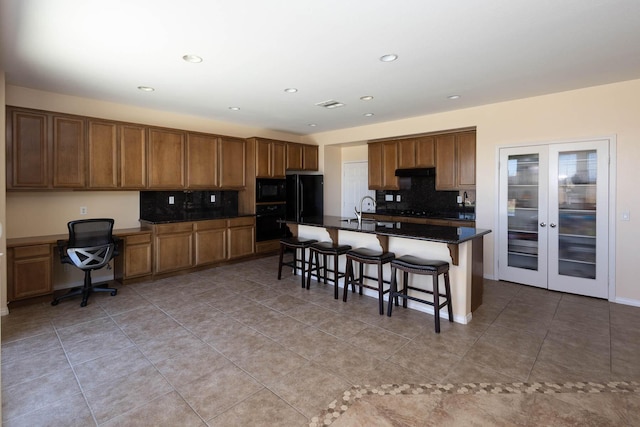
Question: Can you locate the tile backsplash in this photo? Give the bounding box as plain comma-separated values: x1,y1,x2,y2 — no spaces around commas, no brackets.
140,190,238,221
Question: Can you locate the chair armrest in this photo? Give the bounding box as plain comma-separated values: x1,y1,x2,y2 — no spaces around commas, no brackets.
56,239,69,260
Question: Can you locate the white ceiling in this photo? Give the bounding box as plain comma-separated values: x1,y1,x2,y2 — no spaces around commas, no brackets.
2,0,640,135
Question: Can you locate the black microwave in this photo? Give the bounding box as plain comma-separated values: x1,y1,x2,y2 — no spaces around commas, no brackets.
256,178,287,203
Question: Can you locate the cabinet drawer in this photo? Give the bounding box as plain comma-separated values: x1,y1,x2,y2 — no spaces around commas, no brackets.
195,219,227,231
155,222,193,234
13,244,51,258
125,233,152,245
228,216,255,227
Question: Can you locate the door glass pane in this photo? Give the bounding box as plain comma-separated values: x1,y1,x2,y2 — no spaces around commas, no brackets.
506,154,539,270
557,150,597,279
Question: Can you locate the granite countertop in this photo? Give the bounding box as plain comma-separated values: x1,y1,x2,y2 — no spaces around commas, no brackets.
373,210,476,221
287,215,491,244
139,213,255,224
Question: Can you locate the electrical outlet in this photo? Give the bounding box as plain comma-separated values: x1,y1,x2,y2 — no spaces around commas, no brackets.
210,194,216,203
457,195,463,204
169,196,175,205
80,206,88,215
385,194,393,202
396,195,401,202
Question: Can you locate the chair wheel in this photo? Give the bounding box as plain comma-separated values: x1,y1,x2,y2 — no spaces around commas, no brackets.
80,301,87,307
110,290,117,296
51,300,59,306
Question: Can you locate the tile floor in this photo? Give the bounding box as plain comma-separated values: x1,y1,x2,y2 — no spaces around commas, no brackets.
2,255,640,426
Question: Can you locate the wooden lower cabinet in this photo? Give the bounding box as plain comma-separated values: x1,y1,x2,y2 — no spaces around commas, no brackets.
7,244,53,301
228,217,255,259
115,232,153,280
153,223,194,274
194,220,227,265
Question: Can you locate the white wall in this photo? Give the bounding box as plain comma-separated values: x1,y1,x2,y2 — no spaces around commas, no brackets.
304,79,640,305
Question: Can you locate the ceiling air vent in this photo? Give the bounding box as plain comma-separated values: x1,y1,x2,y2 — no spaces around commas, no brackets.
315,100,345,109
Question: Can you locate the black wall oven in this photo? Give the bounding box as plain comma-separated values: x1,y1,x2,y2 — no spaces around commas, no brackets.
256,203,287,242
256,178,286,203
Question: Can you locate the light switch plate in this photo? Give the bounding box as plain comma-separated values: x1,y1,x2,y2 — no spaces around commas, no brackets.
210,195,216,203
169,196,175,205
396,195,401,202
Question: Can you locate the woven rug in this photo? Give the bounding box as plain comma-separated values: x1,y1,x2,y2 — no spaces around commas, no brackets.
310,381,640,426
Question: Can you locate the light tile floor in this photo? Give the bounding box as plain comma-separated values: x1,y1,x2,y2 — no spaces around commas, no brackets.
2,255,640,426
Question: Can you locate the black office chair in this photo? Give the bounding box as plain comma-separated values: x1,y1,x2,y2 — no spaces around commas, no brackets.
52,218,120,307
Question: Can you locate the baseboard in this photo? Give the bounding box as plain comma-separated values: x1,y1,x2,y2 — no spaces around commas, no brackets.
614,296,640,308
1,305,9,316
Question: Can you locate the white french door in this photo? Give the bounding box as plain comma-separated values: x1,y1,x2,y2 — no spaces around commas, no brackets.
498,139,609,298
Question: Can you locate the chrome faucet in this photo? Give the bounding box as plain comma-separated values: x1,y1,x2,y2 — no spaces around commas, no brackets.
354,195,376,225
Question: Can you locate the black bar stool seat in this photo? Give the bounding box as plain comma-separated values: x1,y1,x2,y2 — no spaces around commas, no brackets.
306,241,352,298
387,254,453,333
278,237,318,288
343,247,395,315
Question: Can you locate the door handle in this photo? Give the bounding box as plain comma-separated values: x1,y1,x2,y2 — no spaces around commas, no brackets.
550,223,557,228
540,222,546,227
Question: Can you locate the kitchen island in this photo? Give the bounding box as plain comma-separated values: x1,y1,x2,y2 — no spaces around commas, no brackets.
284,216,491,324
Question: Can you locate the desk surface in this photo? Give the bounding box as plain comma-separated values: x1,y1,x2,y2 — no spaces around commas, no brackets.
6,227,150,247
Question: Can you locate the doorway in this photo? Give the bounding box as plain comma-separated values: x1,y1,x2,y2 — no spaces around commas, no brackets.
342,161,374,217
498,138,614,299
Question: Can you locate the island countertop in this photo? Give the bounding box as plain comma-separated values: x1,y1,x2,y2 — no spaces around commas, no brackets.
285,215,491,244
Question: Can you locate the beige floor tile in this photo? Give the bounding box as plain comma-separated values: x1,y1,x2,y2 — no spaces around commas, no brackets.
345,325,410,359
101,391,206,427
62,329,135,366
461,340,536,381
273,326,345,359
175,365,263,421
444,358,520,384
233,340,309,385
311,340,388,385
154,345,229,388
477,324,545,358
73,346,153,390
83,365,173,424
1,345,71,388
536,338,610,375
3,392,94,427
209,388,307,426
0,330,62,363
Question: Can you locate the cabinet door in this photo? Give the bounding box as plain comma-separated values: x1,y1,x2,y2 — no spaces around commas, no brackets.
154,232,193,273
302,144,319,171
286,143,303,170
219,137,246,188
415,136,435,168
271,141,286,178
255,139,271,178
120,125,147,189
397,138,416,169
368,142,383,190
382,141,398,190
195,228,227,265
52,115,85,188
186,132,218,188
124,240,153,278
228,225,255,259
456,132,476,188
435,134,456,190
6,109,49,188
8,245,52,301
88,120,118,188
148,128,185,188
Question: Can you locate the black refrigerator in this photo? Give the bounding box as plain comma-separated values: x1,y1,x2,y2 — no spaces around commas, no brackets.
286,174,324,222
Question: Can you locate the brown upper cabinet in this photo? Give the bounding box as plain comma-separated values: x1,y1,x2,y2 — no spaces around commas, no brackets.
88,120,118,188
397,136,435,169
253,138,286,178
119,124,147,189
186,132,219,188
148,128,186,189
286,142,319,171
52,115,85,188
435,131,476,190
368,140,399,190
218,137,246,188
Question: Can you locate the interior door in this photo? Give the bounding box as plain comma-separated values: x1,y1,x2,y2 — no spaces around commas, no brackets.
498,145,549,287
547,140,609,298
499,139,610,299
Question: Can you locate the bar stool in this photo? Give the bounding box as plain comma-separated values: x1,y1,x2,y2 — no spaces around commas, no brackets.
306,241,352,299
387,255,453,333
278,237,318,288
343,248,395,315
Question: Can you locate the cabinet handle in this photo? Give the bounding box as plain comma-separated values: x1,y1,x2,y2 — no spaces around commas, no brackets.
550,223,557,228
540,222,546,227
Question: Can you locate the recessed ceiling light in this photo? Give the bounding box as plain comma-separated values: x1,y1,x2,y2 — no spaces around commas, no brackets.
448,95,461,100
316,100,345,109
308,123,317,127
363,113,375,117
182,54,203,63
284,88,298,93
137,86,154,92
379,54,398,62
360,96,374,101
228,107,240,111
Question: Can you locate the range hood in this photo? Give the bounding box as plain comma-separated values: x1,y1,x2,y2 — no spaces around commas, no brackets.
395,167,435,177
